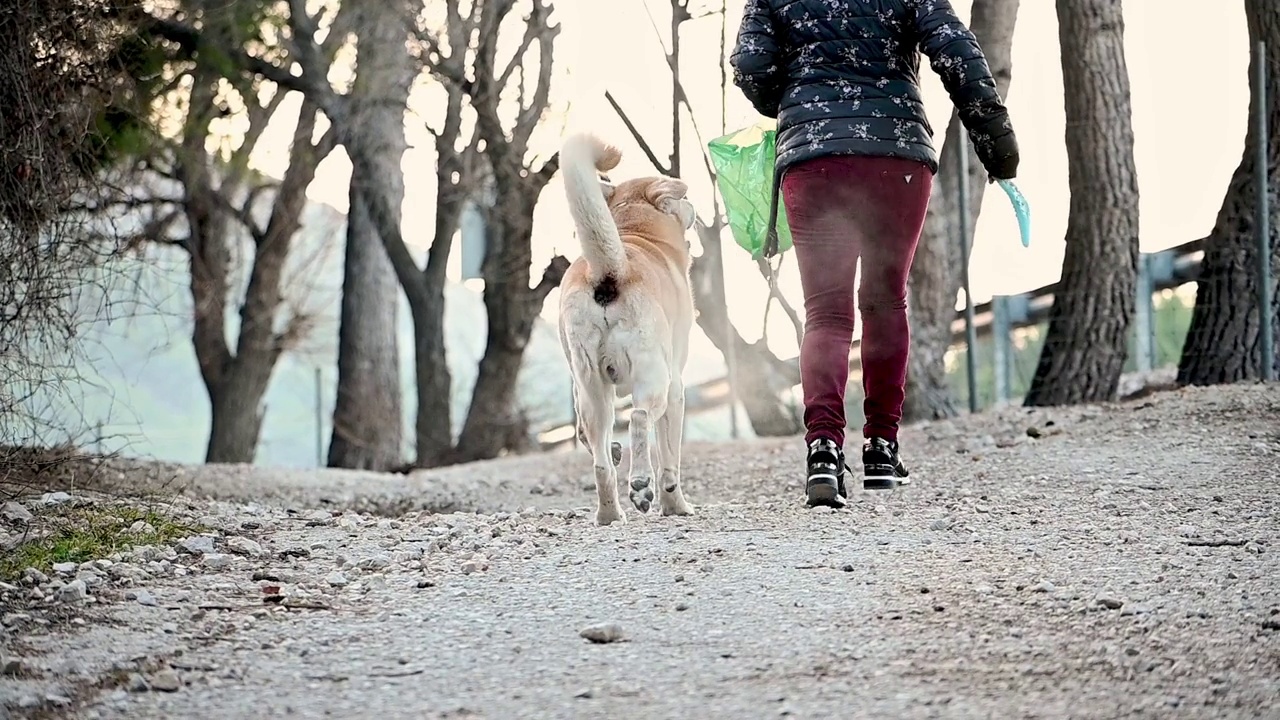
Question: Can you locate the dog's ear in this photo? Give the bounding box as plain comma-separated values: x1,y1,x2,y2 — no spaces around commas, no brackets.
647,177,693,227
674,199,696,230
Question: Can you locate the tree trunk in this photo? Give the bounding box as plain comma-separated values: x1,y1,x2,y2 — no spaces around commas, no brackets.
205,369,272,463
409,291,453,466
902,0,1020,422
1023,0,1140,406
453,181,566,463
690,223,803,435
327,4,414,471
205,102,324,463
1178,2,1280,385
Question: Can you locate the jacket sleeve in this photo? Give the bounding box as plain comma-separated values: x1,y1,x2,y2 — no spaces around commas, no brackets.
730,0,785,119
912,0,1019,178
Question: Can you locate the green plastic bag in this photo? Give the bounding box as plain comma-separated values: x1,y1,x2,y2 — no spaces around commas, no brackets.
708,122,792,260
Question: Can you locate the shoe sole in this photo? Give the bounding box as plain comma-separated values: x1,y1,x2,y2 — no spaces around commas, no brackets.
864,463,909,491
863,475,898,490
806,481,847,508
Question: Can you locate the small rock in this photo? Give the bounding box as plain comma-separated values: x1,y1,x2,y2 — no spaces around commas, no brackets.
126,673,149,692
134,590,158,606
45,692,73,706
23,567,49,585
56,579,88,603
1097,595,1125,610
40,491,72,506
1,501,33,524
1031,581,1056,593
974,584,995,595
126,520,155,535
675,602,690,611
579,622,626,644
201,554,233,569
179,536,217,555
930,517,956,531
1177,525,1200,539
226,537,264,557
149,669,182,692
52,562,77,575
325,571,349,587
574,688,593,699
2,657,23,676
358,554,391,570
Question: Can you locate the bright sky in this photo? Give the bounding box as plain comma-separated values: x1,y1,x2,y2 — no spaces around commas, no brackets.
250,0,1249,366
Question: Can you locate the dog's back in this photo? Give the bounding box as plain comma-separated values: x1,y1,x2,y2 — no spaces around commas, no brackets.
557,132,698,525
558,133,694,394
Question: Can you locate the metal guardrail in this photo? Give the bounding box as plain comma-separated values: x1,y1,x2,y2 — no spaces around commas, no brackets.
536,238,1205,450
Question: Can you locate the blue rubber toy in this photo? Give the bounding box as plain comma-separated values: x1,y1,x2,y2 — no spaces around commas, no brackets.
997,179,1031,248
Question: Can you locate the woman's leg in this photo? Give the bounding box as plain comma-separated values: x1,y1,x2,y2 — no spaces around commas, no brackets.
782,157,864,447
855,157,934,443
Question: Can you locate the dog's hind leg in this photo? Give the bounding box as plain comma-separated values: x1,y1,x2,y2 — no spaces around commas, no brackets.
627,360,670,514
572,379,622,466
579,376,625,526
656,377,692,516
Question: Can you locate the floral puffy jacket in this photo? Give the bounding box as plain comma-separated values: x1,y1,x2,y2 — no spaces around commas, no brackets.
730,0,1019,178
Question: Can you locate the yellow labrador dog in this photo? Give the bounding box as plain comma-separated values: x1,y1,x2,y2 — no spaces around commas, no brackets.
558,132,697,526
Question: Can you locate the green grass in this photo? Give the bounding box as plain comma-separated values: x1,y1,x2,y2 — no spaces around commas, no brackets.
1,504,203,581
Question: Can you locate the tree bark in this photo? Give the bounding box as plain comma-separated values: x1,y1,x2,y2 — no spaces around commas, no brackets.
452,171,568,462
205,102,326,463
690,223,802,435
1023,0,1140,406
446,0,566,464
327,3,414,470
180,65,239,461
1177,1,1280,385
409,75,472,468
902,0,1020,422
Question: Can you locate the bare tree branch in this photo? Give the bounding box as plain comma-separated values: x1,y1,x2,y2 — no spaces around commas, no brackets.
234,82,288,165
511,0,558,155
207,188,265,243
497,13,541,90
532,255,571,305
756,256,804,349
604,91,671,175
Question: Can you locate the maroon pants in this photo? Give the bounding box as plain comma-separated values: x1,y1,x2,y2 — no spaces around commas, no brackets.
782,154,933,446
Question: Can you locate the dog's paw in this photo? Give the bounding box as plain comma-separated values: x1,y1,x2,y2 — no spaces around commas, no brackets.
610,442,622,467
659,490,693,517
596,505,627,526
628,476,654,513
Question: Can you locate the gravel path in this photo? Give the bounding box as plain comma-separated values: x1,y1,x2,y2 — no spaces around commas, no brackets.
3,383,1279,719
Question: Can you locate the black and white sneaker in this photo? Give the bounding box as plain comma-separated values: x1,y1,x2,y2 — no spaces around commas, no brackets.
863,437,910,490
806,438,849,508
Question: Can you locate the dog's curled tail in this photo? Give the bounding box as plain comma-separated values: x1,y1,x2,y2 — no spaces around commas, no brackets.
561,132,626,281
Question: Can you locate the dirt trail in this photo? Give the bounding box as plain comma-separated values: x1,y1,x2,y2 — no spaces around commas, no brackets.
2,383,1279,719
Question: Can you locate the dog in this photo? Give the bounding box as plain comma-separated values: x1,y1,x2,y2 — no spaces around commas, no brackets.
557,132,697,526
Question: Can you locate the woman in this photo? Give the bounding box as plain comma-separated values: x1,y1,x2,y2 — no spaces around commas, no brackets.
730,0,1020,506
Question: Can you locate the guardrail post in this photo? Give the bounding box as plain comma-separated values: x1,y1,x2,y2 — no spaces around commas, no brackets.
314,366,323,467
1255,39,1275,381
992,295,1011,404
956,134,979,413
1133,253,1155,373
